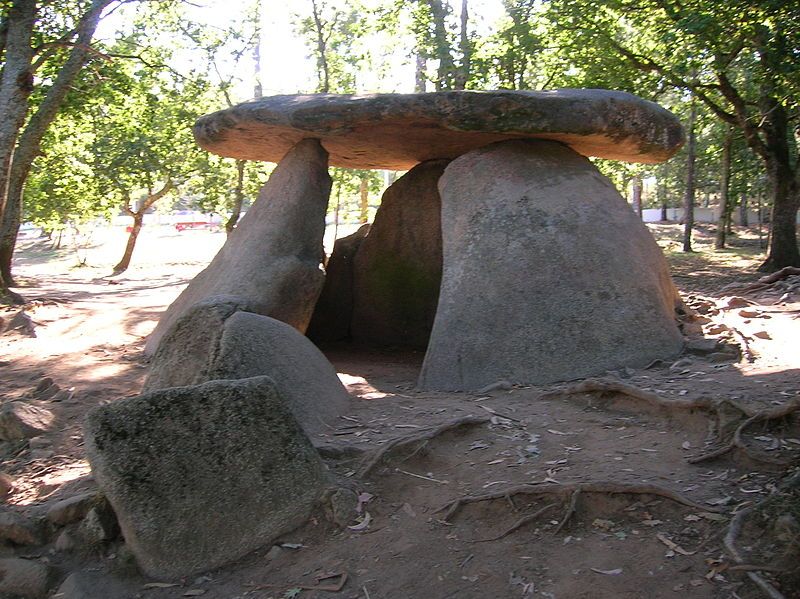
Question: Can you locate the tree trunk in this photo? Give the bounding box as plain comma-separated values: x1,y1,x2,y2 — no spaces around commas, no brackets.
112,179,172,275
714,127,732,249
658,181,668,221
453,0,470,90
426,0,455,90
0,1,36,301
0,170,22,285
414,52,427,92
631,175,643,219
113,212,144,275
0,1,36,215
759,162,800,271
0,0,112,295
310,0,330,93
225,160,245,234
739,192,748,226
682,102,697,253
359,176,369,222
756,193,764,249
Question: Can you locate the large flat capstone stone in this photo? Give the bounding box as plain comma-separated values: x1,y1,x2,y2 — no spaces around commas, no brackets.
84,377,326,580
418,139,684,391
144,300,351,434
194,90,684,169
144,138,331,355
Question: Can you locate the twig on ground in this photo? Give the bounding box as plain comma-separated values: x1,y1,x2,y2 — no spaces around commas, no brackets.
358,415,489,477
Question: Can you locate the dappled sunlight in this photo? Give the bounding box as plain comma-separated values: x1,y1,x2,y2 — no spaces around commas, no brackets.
337,372,391,400
10,460,92,507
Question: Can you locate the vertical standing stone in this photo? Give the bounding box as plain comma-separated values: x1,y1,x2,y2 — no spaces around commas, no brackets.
145,138,332,355
306,224,371,343
350,160,447,349
419,140,683,391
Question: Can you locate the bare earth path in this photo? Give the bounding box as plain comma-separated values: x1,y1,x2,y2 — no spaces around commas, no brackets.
1,224,798,599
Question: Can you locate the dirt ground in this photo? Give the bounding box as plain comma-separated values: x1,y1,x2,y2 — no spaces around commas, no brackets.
1,223,798,599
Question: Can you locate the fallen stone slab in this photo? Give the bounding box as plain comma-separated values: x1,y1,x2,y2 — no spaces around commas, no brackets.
419,139,684,391
144,138,332,355
194,89,684,170
0,402,54,441
351,160,447,349
144,302,351,434
85,377,326,579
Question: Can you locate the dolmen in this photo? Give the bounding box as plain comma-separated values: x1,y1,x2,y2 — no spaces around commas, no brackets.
85,89,686,580
181,89,685,390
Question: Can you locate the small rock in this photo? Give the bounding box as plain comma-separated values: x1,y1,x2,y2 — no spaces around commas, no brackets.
685,338,720,355
54,529,76,552
2,311,36,337
28,437,51,450
0,472,13,501
0,511,42,545
0,558,53,598
477,380,513,394
774,513,799,543
46,493,99,526
753,330,771,340
77,505,119,545
680,322,703,336
32,379,54,396
264,545,283,561
326,488,358,527
0,403,55,441
52,571,132,599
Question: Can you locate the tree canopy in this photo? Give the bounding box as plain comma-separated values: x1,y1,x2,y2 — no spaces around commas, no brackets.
1,0,798,297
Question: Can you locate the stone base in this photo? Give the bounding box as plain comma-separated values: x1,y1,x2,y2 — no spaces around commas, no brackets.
418,140,683,391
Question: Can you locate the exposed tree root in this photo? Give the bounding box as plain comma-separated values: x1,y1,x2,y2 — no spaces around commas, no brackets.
723,266,800,294
722,470,800,599
357,415,489,477
436,481,719,525
540,378,800,467
689,401,800,467
539,378,716,413
470,503,557,543
554,488,581,533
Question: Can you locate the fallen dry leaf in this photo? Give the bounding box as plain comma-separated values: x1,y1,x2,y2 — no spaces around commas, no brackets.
590,568,623,575
656,533,695,556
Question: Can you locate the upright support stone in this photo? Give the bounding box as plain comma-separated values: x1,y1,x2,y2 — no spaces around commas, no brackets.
145,138,332,355
350,160,447,349
306,224,370,344
419,140,684,391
